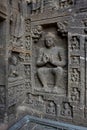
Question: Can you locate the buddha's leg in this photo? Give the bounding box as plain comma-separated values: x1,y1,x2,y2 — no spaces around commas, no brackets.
37,67,49,88
53,67,63,89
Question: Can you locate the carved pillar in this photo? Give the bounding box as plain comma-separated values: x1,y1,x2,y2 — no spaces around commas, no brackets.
24,18,32,93
68,33,85,106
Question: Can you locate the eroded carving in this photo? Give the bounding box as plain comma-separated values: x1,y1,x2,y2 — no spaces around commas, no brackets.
25,53,31,62
10,0,24,48
8,55,19,78
25,80,31,89
32,25,42,43
19,52,25,62
25,36,31,50
25,65,31,79
25,19,31,35
61,102,72,117
24,64,31,90
57,22,68,37
8,86,17,106
26,0,73,15
71,56,80,65
27,93,33,104
27,0,42,15
37,33,66,92
26,93,45,111
70,36,80,50
46,102,56,116
59,0,73,8
71,68,80,83
71,88,80,102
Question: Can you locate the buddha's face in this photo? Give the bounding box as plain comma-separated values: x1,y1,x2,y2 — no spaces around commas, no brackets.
45,37,54,48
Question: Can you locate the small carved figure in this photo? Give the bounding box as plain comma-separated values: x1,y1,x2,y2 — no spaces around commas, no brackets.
27,93,33,104
46,102,55,115
57,22,67,36
12,0,24,47
71,56,80,65
71,88,80,102
19,52,25,62
25,53,30,61
61,103,72,117
38,95,43,103
71,36,80,50
25,36,31,50
25,81,31,88
9,55,19,78
25,65,31,77
71,68,80,82
4,113,8,124
37,33,66,92
32,25,42,42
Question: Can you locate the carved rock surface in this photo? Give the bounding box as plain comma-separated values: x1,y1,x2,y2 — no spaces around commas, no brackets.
1,0,87,128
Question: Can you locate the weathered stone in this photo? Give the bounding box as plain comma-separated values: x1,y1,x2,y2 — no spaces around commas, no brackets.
1,0,87,129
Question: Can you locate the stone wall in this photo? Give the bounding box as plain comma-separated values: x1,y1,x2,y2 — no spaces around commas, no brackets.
1,0,87,128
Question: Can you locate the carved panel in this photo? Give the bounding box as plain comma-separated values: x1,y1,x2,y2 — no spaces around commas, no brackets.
25,19,31,36
8,79,25,107
26,0,74,15
70,68,80,83
71,88,80,102
32,25,67,95
68,33,85,106
25,36,31,50
24,65,32,90
8,52,25,106
70,56,80,65
46,101,56,116
26,93,45,112
70,36,80,51
61,102,73,118
4,0,87,126
24,18,32,92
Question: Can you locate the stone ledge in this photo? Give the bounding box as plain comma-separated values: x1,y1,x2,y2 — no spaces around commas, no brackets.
8,115,87,130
